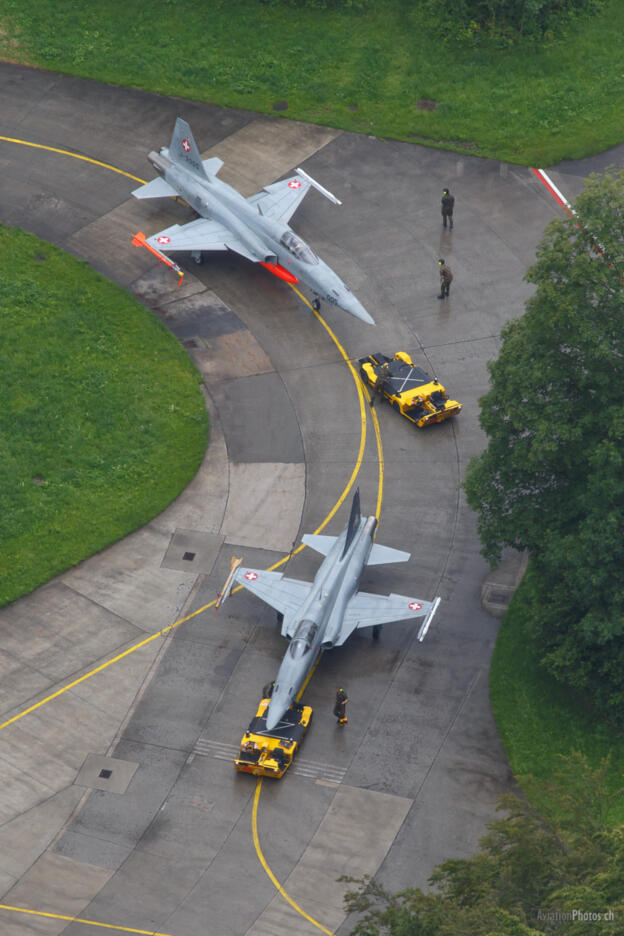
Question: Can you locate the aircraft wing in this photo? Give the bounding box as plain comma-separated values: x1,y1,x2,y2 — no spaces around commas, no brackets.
247,175,311,224
335,593,441,645
233,568,312,637
144,219,262,262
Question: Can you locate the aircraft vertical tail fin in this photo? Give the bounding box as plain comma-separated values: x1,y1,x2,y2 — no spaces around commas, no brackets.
342,488,361,558
169,117,207,178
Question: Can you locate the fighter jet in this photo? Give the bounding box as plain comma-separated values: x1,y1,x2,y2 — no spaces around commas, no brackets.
220,490,440,730
131,117,374,325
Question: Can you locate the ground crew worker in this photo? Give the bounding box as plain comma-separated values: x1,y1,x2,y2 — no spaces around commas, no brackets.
438,259,453,299
334,687,348,726
441,188,454,229
262,680,275,699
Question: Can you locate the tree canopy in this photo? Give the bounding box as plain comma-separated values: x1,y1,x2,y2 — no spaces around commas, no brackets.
425,0,606,42
464,168,624,716
344,754,624,936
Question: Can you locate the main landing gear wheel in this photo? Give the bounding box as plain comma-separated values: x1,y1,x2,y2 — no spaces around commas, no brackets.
191,251,204,265
276,611,284,626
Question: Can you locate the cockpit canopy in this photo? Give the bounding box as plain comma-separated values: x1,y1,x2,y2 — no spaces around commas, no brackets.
288,620,319,659
280,230,318,265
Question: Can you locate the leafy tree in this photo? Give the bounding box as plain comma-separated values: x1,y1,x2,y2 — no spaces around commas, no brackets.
464,168,624,714
344,754,624,936
261,0,372,10
423,0,606,42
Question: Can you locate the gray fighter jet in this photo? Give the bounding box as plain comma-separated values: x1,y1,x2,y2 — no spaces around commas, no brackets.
131,117,374,324
220,490,440,730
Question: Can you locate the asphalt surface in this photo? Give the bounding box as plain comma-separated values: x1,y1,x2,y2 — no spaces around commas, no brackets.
0,62,605,936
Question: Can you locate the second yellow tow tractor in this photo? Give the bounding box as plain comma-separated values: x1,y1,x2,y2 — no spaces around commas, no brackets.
359,351,462,427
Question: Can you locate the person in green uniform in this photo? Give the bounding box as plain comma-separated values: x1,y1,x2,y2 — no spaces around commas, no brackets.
441,188,455,229
438,259,453,299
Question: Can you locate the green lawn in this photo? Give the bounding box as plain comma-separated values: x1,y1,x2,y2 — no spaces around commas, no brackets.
0,224,209,608
1,0,623,165
490,573,624,823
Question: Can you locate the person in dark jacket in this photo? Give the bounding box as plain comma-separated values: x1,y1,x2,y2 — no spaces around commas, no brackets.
333,688,348,726
438,259,453,299
441,188,454,229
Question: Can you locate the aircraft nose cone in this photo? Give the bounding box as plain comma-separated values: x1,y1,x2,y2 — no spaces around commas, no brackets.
341,293,375,325
266,691,290,731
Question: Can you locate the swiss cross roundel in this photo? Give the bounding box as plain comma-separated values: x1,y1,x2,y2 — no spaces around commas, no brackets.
408,601,422,611
288,180,302,189
181,137,191,153
245,571,259,581
156,236,171,245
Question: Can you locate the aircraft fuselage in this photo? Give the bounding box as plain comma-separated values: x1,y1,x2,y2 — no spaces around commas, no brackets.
267,515,377,730
153,148,367,320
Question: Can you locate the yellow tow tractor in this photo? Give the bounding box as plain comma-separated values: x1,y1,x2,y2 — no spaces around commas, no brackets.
234,698,313,779
359,351,462,427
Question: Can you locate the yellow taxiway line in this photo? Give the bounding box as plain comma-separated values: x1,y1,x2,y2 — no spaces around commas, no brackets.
0,902,173,934
0,136,385,936
251,779,334,936
248,286,385,936
0,135,146,184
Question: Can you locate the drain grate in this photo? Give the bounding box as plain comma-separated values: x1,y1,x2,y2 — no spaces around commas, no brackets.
182,551,196,561
489,590,511,605
99,769,113,779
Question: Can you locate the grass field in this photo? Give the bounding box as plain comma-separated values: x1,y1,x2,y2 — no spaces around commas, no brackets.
1,0,623,165
490,573,624,824
0,224,209,608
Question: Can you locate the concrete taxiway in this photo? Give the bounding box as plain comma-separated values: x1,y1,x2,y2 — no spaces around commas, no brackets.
0,62,589,935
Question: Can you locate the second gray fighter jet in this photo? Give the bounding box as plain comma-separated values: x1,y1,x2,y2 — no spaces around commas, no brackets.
131,117,373,324
221,490,440,730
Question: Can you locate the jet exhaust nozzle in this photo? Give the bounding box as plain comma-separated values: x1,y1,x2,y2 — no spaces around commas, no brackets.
148,150,172,175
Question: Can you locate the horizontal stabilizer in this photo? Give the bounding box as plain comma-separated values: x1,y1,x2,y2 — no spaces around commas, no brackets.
202,156,224,176
132,177,178,200
301,534,337,557
367,543,410,566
